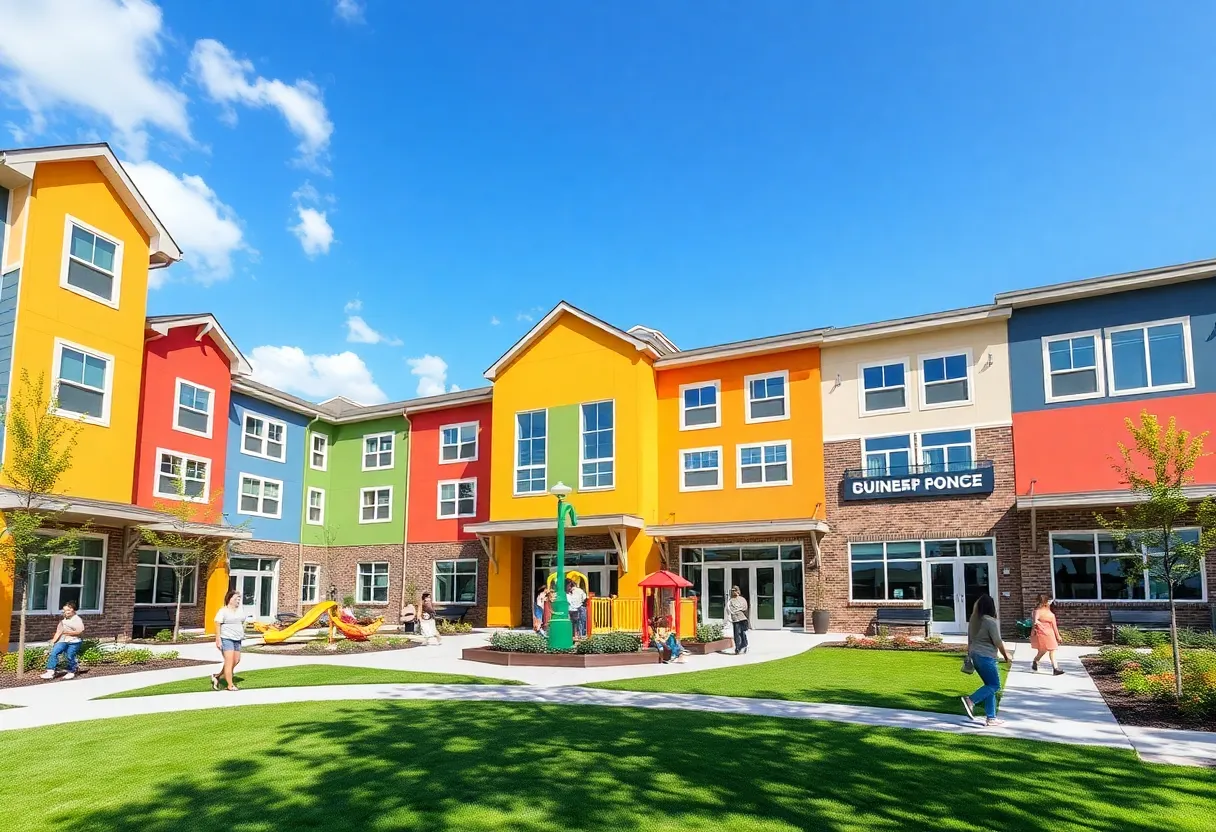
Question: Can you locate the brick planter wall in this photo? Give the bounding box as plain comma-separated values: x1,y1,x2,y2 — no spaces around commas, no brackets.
405,540,491,627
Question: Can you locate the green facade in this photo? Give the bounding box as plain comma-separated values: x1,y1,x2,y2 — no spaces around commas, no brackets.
546,403,579,491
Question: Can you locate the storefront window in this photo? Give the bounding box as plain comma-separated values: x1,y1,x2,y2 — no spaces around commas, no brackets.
1050,530,1204,601
849,538,995,603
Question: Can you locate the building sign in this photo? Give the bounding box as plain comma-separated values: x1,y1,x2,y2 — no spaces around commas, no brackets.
842,469,995,501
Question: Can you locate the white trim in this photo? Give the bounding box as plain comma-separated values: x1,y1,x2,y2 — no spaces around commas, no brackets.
58,214,124,308
438,420,479,464
356,561,391,604
1016,485,1216,510
146,315,253,375
679,380,721,431
300,562,320,603
309,432,329,471
1103,315,1196,397
857,358,911,416
915,426,976,472
578,399,615,492
860,432,913,477
51,337,114,426
0,183,14,269
736,439,793,489
916,348,974,411
513,408,548,496
466,514,645,535
846,537,997,604
306,486,326,526
133,546,200,607
172,377,215,439
1041,329,1106,404
437,478,478,519
240,413,288,462
359,486,394,524
743,370,790,424
823,419,1013,444
25,531,109,615
433,558,479,604
152,447,212,503
1048,529,1208,603
649,518,829,537
679,446,724,492
236,472,284,519
361,431,396,471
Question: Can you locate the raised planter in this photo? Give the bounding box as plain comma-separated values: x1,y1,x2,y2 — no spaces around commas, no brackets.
680,637,734,655
462,646,662,667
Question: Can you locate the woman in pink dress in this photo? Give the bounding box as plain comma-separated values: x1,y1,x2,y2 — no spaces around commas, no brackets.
1030,594,1064,675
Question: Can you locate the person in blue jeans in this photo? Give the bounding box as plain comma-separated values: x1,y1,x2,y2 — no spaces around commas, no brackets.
40,601,85,680
961,594,1013,726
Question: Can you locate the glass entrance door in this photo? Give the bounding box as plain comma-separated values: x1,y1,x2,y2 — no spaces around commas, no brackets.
227,557,278,622
702,564,783,630
928,559,994,634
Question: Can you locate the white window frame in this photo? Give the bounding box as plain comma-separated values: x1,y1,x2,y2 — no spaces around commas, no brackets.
433,558,479,604
679,446,723,493
306,487,326,526
172,377,215,438
579,399,615,492
436,478,478,519
736,439,793,488
153,447,212,503
917,349,973,410
26,531,109,615
1048,529,1208,603
743,370,790,424
51,337,114,427
679,380,721,431
362,431,395,471
356,561,390,604
439,421,479,464
862,433,913,477
241,413,288,462
858,358,911,416
1041,329,1106,404
514,409,548,496
236,473,284,519
915,428,976,472
1103,316,1195,397
310,433,329,471
301,563,319,603
359,486,393,524
845,537,998,603
59,214,123,309
134,547,199,607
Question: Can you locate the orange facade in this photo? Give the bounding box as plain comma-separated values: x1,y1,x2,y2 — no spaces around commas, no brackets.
406,401,493,542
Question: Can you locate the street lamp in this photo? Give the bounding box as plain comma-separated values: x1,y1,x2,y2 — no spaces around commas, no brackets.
547,481,579,650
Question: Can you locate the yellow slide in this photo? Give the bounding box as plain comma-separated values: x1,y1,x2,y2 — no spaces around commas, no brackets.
258,601,338,644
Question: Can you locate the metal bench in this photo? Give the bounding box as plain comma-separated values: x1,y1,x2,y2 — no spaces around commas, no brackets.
875,607,932,637
1109,610,1172,632
132,607,174,638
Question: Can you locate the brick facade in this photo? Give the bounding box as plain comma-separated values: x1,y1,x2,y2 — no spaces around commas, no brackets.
290,542,406,624
405,540,490,627
520,535,617,623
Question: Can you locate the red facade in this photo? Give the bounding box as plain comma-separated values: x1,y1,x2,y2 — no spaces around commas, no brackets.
406,401,493,542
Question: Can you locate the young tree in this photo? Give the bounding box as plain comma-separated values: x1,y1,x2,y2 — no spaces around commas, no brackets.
0,371,85,675
320,521,341,602
1098,411,1216,698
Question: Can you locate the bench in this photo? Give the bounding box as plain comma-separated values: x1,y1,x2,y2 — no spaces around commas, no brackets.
276,613,301,626
132,607,174,638
431,604,472,625
875,607,932,637
1110,610,1172,633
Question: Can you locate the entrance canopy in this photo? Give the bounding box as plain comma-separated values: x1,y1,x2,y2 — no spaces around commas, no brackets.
465,514,644,571
646,517,830,567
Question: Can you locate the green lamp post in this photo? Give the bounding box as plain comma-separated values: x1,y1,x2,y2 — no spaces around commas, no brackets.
547,481,579,651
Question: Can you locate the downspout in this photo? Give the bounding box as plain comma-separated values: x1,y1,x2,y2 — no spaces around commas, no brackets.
303,414,321,613
400,409,413,624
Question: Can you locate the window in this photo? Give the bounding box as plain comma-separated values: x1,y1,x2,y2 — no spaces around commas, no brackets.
357,562,389,603
53,339,112,423
434,559,478,603
1051,530,1206,601
243,414,286,461
61,217,122,305
580,400,614,490
515,410,547,494
440,422,478,463
680,381,720,429
849,541,924,602
360,487,393,523
920,352,970,407
864,435,912,477
860,361,907,413
173,379,214,437
306,487,325,525
310,433,328,471
919,429,973,473
744,371,789,423
738,440,791,487
135,548,197,605
301,564,319,603
680,447,722,492
1043,331,1103,402
438,479,477,518
1106,318,1193,395
363,432,394,470
27,535,106,614
154,450,210,502
238,474,282,518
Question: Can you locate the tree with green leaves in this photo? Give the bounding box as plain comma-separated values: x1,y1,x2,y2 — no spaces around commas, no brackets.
1098,411,1216,698
0,371,85,675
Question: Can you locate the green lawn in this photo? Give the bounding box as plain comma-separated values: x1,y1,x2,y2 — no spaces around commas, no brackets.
2,701,1211,831
591,647,1009,714
100,664,514,699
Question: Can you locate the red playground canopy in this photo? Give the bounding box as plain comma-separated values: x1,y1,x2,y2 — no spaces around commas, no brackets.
638,569,693,589
639,570,694,648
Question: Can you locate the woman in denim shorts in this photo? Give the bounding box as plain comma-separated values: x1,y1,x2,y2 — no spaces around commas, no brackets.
212,590,247,691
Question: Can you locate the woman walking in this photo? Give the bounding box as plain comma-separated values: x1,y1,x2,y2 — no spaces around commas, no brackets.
961,594,1013,726
1030,594,1064,675
727,586,749,655
419,591,442,646
212,590,246,692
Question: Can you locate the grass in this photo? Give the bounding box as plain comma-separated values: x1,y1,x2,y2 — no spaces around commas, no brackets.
590,647,1009,714
1,700,1212,831
100,664,515,699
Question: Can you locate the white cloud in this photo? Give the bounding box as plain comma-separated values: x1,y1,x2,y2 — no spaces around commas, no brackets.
517,312,533,323
190,38,333,165
125,160,246,287
346,315,402,346
490,316,501,326
290,206,334,257
334,0,364,23
0,0,189,159
407,354,452,397
344,299,362,313
249,345,387,404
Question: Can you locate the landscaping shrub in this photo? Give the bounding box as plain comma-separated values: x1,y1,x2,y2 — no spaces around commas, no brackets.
842,635,962,652
922,636,944,646
1114,625,1146,647
1058,626,1095,645
693,623,724,643
1112,626,1216,650
79,646,106,666
576,632,641,655
115,648,154,666
154,629,173,642
489,632,549,653
437,621,473,635
1178,629,1216,650
1098,645,1216,716
2,647,48,672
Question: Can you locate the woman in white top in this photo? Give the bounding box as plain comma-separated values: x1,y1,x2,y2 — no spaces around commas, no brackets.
212,590,246,691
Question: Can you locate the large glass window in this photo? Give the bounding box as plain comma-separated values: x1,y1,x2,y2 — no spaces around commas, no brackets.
27,535,106,614
357,562,389,603
55,341,110,420
174,380,213,436
1107,319,1191,394
864,435,911,477
738,441,791,487
921,353,969,405
64,221,120,303
434,559,478,603
515,410,547,494
1045,333,1101,400
919,429,973,472
861,361,906,412
680,381,720,429
745,372,788,422
440,422,478,462
850,542,925,602
681,447,721,491
135,548,197,605
1052,530,1205,601
580,401,614,489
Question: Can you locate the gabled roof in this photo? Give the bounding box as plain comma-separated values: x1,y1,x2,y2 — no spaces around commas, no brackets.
484,301,664,380
0,143,182,267
146,313,253,375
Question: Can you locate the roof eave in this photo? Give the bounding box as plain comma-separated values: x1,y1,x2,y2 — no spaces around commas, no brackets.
995,258,1216,309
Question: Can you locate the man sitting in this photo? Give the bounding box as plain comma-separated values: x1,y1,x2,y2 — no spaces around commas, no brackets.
650,617,685,664
41,601,85,680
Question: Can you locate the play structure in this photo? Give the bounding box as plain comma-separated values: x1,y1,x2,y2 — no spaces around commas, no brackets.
556,568,696,644
254,600,385,644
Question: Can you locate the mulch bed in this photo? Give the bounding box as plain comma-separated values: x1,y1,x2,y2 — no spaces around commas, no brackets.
0,658,211,689
1081,656,1214,732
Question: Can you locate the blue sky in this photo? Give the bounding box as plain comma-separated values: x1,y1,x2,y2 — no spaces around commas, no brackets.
2,1,1216,403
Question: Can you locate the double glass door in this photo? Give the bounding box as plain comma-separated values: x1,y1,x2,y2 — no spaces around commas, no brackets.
228,556,278,622
704,563,782,630
929,559,993,634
